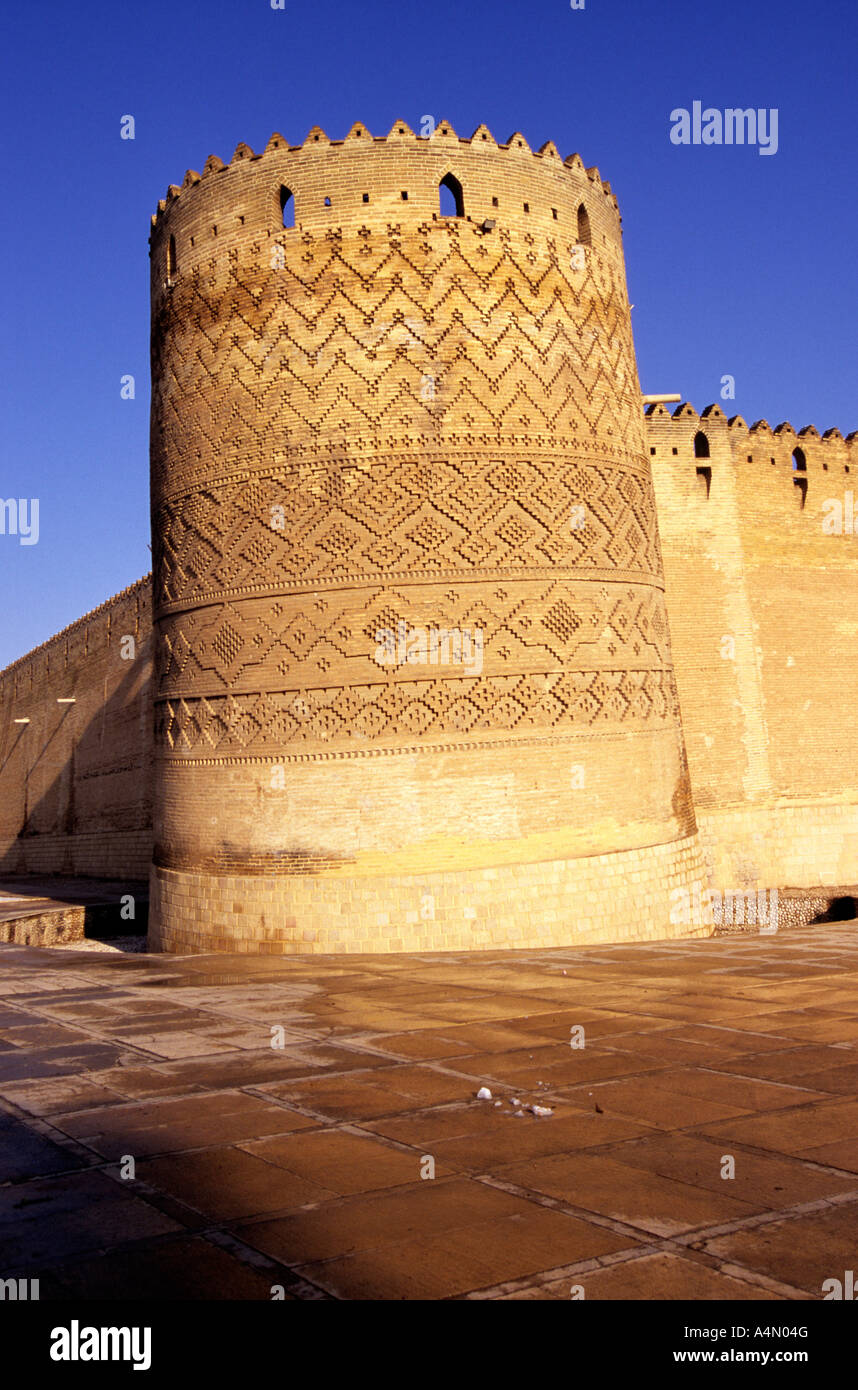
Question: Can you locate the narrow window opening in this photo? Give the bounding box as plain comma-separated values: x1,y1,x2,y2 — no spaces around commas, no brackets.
794,475,808,509
576,203,591,245
792,447,806,472
166,234,176,282
650,447,656,456
280,187,295,229
439,173,464,218
552,208,558,220
492,196,498,207
770,456,776,464
694,431,710,459
747,454,753,462
696,466,712,499
672,447,678,455
362,192,370,204
324,197,331,207
401,191,408,201
523,202,530,213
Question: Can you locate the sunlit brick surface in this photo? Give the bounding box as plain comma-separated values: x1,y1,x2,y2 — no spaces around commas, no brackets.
648,404,858,898
146,122,699,951
2,125,856,956
148,833,709,954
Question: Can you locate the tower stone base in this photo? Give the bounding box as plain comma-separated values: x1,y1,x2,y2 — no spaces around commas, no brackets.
149,832,709,954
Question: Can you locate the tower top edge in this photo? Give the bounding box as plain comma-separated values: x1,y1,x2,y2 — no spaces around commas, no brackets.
150,121,618,226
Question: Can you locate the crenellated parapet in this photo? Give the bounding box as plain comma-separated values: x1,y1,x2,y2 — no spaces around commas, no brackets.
148,119,624,305
151,119,619,223
644,401,857,478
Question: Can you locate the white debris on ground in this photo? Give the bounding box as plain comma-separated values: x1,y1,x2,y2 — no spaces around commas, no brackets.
507,1096,553,1117
476,1087,554,1117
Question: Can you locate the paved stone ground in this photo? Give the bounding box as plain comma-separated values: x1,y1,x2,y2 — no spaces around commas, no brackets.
0,927,857,1300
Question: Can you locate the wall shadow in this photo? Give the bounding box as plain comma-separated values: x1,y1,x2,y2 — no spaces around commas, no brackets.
0,616,153,934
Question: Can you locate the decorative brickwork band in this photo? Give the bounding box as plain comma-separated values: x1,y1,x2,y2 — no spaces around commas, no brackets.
147,122,700,952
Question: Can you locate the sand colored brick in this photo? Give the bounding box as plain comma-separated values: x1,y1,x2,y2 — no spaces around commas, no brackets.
648,403,858,906
0,579,153,880
141,120,700,952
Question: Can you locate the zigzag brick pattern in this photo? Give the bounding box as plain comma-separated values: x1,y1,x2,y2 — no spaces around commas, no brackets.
144,121,702,950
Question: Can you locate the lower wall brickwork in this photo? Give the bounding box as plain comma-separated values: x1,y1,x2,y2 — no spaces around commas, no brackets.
696,802,858,897
150,800,858,954
149,832,711,954
5,830,153,882
714,889,857,934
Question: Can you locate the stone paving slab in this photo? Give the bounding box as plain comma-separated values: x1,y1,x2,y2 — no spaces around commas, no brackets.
698,1205,858,1297
494,1149,762,1235
494,1252,784,1301
0,926,856,1299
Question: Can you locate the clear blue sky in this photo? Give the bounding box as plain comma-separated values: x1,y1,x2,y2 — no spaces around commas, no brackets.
1,0,855,667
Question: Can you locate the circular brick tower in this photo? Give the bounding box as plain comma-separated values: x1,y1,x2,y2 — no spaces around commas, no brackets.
147,119,707,954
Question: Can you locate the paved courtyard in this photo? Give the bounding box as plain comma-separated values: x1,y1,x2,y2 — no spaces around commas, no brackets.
1,926,857,1300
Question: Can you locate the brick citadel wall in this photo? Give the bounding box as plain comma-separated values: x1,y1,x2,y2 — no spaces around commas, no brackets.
0,578,153,880
648,403,858,902
0,122,855,953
